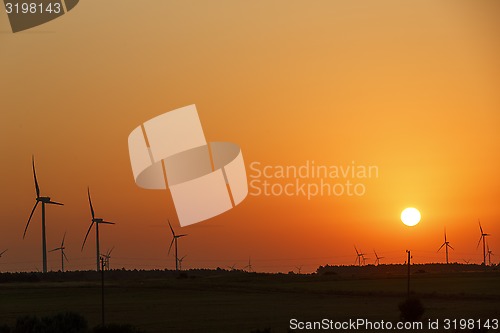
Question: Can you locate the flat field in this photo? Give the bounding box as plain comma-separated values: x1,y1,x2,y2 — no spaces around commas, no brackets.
0,268,499,332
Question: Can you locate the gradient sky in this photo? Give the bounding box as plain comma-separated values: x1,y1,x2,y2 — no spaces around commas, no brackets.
1,1,499,273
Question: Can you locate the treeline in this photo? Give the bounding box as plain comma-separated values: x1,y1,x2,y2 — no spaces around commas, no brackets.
316,263,498,276
0,312,146,333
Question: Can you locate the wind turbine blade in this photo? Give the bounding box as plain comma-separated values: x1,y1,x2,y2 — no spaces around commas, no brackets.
100,221,115,225
32,155,40,198
87,187,95,219
108,247,114,255
49,248,60,252
438,243,445,252
81,221,95,251
354,246,359,255
0,249,7,256
48,201,64,206
168,238,175,255
479,220,483,234
168,220,175,236
477,236,483,249
444,228,447,242
23,201,40,239
448,244,454,250
63,252,69,262
61,232,66,247
177,234,188,238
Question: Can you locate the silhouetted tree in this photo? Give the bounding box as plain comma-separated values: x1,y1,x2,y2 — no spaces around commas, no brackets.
399,296,425,322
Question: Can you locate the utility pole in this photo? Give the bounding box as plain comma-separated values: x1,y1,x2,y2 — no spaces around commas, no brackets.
406,250,411,298
100,256,105,327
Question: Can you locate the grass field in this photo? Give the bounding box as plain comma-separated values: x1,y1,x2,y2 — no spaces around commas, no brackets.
0,268,499,332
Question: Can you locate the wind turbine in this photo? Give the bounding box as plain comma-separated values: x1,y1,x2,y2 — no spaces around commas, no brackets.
227,264,237,271
82,188,115,272
295,266,302,274
23,156,64,273
438,228,454,264
354,246,365,266
102,247,114,270
374,250,384,266
49,232,68,272
167,220,187,272
487,244,494,266
244,257,253,272
177,255,186,271
477,220,490,265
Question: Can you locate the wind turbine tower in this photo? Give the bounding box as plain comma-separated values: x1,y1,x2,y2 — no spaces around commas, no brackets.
49,232,68,272
23,156,64,273
82,188,115,272
438,228,454,264
374,250,384,266
477,220,490,266
168,220,187,272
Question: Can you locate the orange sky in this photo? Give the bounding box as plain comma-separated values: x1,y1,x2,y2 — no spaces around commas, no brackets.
0,1,499,273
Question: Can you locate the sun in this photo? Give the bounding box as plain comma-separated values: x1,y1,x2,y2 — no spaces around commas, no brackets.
401,207,421,226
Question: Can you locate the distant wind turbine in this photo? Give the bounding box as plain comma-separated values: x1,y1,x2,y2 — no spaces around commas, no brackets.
477,220,490,265
168,220,187,272
438,228,454,264
374,250,384,266
487,244,494,266
227,264,237,271
354,246,366,266
49,232,68,272
295,266,302,274
82,188,115,272
23,156,64,273
244,257,253,272
462,259,471,264
177,255,187,271
102,247,114,270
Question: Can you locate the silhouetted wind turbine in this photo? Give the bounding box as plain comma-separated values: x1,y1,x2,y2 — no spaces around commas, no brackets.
487,244,494,266
462,259,471,264
354,246,365,266
49,232,68,272
438,228,454,264
168,220,187,272
374,250,384,266
23,156,64,273
244,257,253,272
477,220,490,265
295,266,302,274
177,255,186,271
82,188,115,272
102,247,114,270
227,264,237,271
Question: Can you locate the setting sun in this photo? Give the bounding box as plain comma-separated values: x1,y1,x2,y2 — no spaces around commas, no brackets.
401,208,421,227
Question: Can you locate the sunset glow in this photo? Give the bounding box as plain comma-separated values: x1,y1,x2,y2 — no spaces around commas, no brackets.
0,1,499,273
